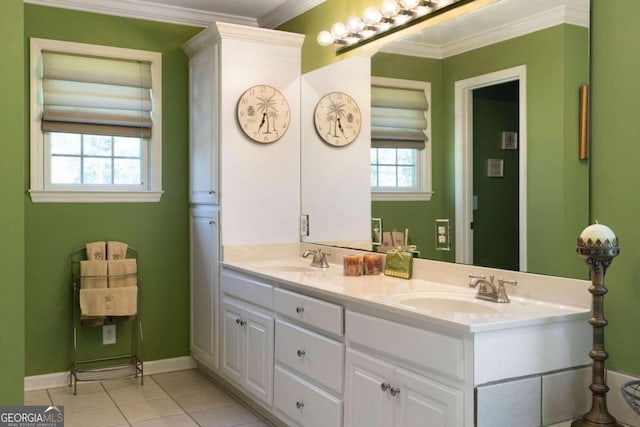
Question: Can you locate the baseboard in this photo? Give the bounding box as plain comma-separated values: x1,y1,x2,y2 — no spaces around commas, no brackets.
24,355,197,391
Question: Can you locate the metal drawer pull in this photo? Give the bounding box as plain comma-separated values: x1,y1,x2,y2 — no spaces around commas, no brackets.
296,401,304,409
381,382,391,392
296,306,304,314
390,387,400,397
297,349,306,357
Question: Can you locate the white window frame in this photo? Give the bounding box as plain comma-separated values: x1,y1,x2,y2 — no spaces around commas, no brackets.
370,76,433,202
29,38,163,203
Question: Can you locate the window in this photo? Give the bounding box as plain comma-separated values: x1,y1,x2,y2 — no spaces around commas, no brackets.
30,38,162,203
370,77,432,201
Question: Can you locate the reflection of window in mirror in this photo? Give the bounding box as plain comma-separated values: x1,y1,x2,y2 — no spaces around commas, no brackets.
370,77,432,202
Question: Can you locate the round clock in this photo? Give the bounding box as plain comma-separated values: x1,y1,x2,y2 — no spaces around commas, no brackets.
314,92,362,147
237,85,290,143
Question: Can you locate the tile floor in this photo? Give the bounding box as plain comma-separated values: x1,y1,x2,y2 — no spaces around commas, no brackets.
24,369,273,427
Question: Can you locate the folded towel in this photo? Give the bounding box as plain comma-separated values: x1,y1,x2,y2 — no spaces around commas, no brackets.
107,241,128,261
108,259,137,288
79,286,138,317
80,260,108,289
85,241,106,260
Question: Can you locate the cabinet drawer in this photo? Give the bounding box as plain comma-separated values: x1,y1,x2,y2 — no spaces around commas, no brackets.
276,319,344,394
346,311,466,382
274,366,342,427
221,268,273,309
274,288,343,336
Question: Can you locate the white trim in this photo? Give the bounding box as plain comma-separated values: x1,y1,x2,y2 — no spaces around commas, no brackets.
259,0,326,29
29,38,163,204
454,65,527,271
25,0,325,29
24,356,197,391
24,0,258,28
381,5,589,59
372,192,433,202
29,190,164,203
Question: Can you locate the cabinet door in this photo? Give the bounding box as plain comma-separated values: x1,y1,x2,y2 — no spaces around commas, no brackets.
344,349,395,427
189,45,219,204
394,367,463,427
190,207,219,370
221,298,244,385
244,306,274,406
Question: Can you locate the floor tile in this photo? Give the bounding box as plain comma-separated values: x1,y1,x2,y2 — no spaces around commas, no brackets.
153,370,217,397
50,382,104,396
104,377,169,405
119,396,184,423
62,405,127,427
130,413,199,426
172,386,237,412
24,389,52,406
50,389,116,413
190,403,259,427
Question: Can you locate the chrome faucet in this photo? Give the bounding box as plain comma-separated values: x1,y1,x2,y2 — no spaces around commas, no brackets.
302,248,330,268
468,274,517,303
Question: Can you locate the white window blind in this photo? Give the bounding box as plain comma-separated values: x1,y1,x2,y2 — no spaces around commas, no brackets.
41,52,153,138
371,77,430,149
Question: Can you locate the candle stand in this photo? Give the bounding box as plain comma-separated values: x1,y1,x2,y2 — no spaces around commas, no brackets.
572,224,621,427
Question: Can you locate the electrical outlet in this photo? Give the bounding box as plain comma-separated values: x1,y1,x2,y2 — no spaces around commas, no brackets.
436,219,451,251
300,214,309,237
103,324,116,345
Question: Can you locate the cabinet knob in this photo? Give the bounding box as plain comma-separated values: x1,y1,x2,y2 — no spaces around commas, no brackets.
236,318,246,327
296,401,304,409
390,387,401,397
296,306,304,314
297,349,306,357
381,382,391,392
209,221,215,225
209,190,215,195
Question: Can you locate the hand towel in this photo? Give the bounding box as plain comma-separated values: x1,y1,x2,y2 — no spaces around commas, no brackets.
79,286,138,317
80,260,108,289
85,241,106,260
108,259,137,288
107,241,128,261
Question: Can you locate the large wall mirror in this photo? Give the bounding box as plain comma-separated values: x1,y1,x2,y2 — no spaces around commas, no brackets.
301,0,590,279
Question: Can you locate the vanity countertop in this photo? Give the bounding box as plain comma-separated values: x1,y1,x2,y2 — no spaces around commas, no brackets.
221,257,590,334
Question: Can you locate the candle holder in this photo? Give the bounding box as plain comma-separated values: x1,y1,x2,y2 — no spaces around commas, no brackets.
572,224,621,427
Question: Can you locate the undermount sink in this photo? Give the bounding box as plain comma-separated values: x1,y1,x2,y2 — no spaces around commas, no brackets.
260,265,318,273
381,292,502,314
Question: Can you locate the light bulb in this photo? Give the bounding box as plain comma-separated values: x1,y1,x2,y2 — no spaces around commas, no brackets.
346,16,365,34
330,22,348,39
317,30,334,46
363,6,382,25
400,0,420,9
380,0,400,18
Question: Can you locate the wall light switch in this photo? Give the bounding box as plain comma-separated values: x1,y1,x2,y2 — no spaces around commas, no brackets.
103,324,116,345
436,219,451,251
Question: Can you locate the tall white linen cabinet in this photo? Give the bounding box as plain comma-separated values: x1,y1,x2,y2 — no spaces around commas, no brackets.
182,22,304,375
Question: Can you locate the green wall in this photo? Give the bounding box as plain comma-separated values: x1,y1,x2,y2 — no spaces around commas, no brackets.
591,0,640,375
0,0,25,405
24,5,200,375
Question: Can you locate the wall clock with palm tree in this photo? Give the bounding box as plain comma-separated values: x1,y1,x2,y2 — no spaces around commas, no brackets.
314,92,361,147
237,85,290,143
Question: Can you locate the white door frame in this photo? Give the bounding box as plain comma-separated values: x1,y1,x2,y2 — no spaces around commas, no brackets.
454,65,527,271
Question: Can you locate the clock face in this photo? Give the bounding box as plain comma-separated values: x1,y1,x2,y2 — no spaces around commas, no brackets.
314,92,362,147
237,85,290,144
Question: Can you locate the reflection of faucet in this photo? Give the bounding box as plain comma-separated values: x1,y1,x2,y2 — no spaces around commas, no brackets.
302,249,330,268
468,274,517,303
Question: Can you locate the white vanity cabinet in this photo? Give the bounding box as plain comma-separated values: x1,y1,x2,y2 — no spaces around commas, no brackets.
344,311,466,427
189,206,219,371
221,268,274,407
273,288,345,427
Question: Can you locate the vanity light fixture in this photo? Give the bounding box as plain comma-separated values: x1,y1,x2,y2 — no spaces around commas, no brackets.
317,0,492,53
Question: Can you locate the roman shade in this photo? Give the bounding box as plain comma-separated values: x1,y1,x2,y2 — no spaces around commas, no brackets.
41,52,153,138
371,84,429,149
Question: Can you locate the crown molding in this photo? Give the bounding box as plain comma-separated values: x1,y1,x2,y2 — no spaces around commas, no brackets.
381,5,589,59
24,0,259,27
259,0,325,29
